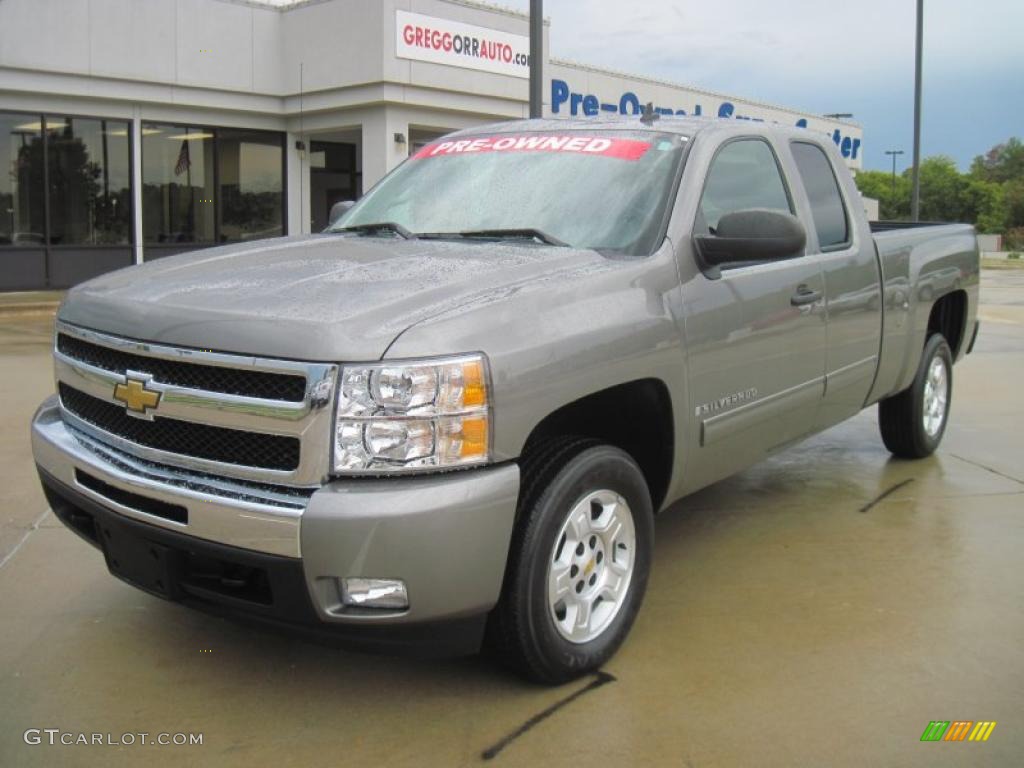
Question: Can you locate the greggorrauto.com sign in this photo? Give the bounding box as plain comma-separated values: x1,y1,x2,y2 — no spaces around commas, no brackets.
396,10,531,79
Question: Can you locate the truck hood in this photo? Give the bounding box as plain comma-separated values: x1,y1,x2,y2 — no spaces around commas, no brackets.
59,235,617,361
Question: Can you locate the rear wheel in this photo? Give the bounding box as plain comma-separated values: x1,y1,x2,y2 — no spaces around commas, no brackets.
489,440,653,684
879,334,953,458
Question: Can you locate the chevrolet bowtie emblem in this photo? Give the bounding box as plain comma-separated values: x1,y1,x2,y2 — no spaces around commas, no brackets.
114,377,161,416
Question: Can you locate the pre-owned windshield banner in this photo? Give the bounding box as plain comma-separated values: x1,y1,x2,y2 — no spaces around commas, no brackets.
412,135,652,161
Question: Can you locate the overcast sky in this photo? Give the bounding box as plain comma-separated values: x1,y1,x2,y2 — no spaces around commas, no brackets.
502,0,1023,172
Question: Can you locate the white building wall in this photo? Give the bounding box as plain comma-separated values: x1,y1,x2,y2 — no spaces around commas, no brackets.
89,1,178,84
977,234,1003,253
0,0,537,101
861,196,880,221
280,0,384,93
0,0,287,94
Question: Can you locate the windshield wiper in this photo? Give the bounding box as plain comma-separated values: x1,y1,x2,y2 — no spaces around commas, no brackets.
334,222,415,240
460,228,569,246
418,228,568,247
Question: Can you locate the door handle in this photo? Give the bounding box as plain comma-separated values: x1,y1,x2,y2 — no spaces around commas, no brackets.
791,285,822,307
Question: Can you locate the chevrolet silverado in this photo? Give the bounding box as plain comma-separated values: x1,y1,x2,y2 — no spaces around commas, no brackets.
31,117,980,683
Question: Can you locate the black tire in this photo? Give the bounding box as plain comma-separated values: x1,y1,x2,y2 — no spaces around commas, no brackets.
879,334,953,458
488,439,654,684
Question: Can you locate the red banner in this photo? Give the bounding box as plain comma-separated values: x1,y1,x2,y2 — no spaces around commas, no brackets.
413,135,651,161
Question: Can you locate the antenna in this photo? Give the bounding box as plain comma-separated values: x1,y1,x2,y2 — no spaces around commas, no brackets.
640,102,660,126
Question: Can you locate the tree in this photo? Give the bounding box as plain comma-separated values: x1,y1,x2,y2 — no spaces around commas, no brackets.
961,179,1008,234
855,137,1023,234
852,169,910,220
916,156,966,223
1004,180,1024,231
970,137,1024,185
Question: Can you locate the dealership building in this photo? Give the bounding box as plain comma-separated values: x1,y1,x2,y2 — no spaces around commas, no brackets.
0,0,864,291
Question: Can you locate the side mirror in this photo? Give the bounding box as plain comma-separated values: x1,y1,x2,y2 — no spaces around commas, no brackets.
328,200,355,227
694,209,806,277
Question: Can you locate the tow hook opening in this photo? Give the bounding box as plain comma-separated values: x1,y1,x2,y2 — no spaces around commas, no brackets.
180,552,274,606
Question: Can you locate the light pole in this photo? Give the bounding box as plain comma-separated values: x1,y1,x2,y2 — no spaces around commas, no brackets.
529,0,543,118
911,0,924,220
884,149,904,200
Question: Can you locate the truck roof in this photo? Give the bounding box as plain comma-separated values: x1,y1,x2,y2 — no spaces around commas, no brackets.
444,116,819,142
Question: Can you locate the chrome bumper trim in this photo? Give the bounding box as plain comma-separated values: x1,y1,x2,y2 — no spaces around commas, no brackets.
32,396,305,557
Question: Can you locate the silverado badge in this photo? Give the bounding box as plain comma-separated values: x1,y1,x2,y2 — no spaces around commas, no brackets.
113,376,161,417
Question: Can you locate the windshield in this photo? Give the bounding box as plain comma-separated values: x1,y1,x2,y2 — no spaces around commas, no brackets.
331,130,688,254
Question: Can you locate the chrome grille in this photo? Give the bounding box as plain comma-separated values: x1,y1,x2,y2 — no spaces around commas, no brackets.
53,321,337,487
57,333,307,401
59,384,300,471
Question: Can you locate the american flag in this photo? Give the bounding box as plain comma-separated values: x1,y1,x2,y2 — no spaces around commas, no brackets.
174,139,191,175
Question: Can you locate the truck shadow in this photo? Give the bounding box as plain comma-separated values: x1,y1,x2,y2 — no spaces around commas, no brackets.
122,593,539,697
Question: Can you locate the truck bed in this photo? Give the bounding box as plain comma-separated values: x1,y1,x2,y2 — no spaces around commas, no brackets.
867,221,979,405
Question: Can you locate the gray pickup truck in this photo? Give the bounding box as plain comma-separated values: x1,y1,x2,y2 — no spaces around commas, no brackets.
31,117,979,683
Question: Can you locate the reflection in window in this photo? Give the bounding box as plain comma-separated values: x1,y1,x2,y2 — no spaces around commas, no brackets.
142,124,216,243
699,140,792,232
1,113,131,247
142,124,284,245
0,113,44,246
218,129,283,241
791,142,849,249
46,116,132,245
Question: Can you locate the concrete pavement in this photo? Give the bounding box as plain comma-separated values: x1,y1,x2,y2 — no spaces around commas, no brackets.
0,291,62,318
1,271,1021,767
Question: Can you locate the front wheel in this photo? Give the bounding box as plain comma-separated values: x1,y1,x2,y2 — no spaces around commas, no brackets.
878,334,953,458
489,440,654,684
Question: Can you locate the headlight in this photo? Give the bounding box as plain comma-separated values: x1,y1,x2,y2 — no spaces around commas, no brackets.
333,354,490,474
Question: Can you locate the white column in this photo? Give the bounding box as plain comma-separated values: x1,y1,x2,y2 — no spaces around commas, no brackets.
286,131,308,235
131,112,144,263
360,107,408,191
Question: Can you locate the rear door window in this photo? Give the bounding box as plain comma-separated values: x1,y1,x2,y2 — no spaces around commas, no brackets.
791,142,850,250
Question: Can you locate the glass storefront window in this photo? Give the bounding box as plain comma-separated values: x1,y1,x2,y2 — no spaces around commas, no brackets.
218,129,284,241
2,112,131,248
142,123,284,245
5,114,285,252
45,116,132,245
1,114,44,246
142,124,216,244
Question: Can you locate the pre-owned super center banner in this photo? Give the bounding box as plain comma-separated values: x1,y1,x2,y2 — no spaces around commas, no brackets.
395,10,530,79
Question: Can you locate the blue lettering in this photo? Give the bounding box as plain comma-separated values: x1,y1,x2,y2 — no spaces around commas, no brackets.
570,92,584,116
551,79,569,114
619,91,641,115
548,82,861,165
797,119,862,161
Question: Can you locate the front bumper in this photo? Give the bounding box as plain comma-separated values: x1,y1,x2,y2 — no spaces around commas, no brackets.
32,396,521,654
